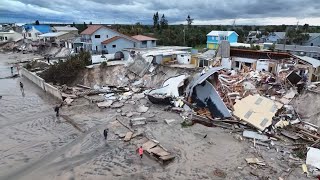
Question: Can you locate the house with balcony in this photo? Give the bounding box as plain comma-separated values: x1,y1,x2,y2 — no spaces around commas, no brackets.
78,25,139,54
132,35,157,48
207,31,238,49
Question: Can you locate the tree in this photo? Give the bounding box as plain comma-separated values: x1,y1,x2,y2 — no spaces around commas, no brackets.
89,21,93,25
286,28,310,44
186,15,193,26
84,22,87,29
160,14,168,29
35,20,40,25
303,24,309,32
153,12,159,29
72,22,75,27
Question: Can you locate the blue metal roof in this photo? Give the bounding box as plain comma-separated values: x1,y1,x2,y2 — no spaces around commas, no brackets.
23,24,51,34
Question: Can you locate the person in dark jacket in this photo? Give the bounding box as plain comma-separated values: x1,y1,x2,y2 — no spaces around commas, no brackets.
103,129,108,140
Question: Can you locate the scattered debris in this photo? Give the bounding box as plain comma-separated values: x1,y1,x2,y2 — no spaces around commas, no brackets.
164,119,175,125
124,132,133,142
136,105,149,113
213,168,227,178
97,100,113,108
245,158,266,166
243,131,269,141
130,117,147,126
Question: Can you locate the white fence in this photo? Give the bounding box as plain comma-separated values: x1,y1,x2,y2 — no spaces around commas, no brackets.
21,68,63,100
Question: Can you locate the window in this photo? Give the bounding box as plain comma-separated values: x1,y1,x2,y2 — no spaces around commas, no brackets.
112,45,116,48
4,37,7,40
106,35,108,38
95,35,100,38
180,55,184,57
235,61,240,68
245,62,252,67
142,41,147,45
104,45,106,48
28,33,31,37
311,43,314,46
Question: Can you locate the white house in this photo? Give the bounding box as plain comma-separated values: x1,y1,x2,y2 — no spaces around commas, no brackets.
79,25,139,54
131,35,157,48
0,30,23,43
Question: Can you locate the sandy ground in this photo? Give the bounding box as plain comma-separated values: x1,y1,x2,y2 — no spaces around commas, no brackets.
0,52,311,180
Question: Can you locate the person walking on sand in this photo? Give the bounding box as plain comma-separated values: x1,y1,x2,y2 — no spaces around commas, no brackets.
54,104,61,117
137,146,143,159
10,67,13,75
19,82,24,92
103,129,108,140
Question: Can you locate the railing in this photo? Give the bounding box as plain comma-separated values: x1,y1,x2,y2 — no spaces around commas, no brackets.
80,38,92,43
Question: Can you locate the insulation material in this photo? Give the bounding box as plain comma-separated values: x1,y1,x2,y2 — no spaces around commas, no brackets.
193,80,232,118
148,74,188,97
306,147,320,169
233,95,283,131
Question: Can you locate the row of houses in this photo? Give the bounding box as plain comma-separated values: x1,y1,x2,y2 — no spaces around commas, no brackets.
246,30,320,46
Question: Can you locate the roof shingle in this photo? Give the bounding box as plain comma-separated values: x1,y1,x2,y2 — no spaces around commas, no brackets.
80,25,103,35
132,35,158,41
101,36,135,44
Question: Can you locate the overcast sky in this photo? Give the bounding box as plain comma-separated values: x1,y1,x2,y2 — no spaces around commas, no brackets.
1,0,320,25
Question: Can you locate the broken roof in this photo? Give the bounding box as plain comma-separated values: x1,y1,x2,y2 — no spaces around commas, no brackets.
38,32,69,37
294,55,320,68
132,35,158,41
53,26,78,31
233,94,283,131
101,36,135,44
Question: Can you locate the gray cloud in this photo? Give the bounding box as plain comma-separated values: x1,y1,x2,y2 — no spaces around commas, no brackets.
1,0,320,25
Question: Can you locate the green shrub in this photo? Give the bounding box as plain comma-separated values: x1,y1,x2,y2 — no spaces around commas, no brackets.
40,51,91,85
101,61,107,68
25,63,32,70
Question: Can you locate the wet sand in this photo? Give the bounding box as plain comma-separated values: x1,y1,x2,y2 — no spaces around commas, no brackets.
0,52,309,180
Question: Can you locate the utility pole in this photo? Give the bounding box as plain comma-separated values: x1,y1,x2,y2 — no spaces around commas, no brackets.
183,26,186,46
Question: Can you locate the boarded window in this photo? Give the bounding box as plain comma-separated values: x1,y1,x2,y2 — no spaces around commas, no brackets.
95,35,100,38
244,110,253,119
255,98,263,105
260,118,269,127
270,104,278,113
